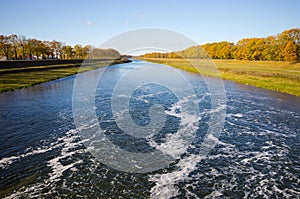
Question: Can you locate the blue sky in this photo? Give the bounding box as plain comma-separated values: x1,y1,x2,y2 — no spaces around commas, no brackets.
1,0,299,47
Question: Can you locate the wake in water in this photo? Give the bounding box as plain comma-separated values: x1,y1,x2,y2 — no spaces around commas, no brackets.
149,96,224,199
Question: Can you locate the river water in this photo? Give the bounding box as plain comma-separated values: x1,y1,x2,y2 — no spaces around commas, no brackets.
0,60,299,198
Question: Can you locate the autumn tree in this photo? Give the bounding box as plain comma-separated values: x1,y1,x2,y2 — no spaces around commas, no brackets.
283,41,298,63
0,35,12,59
62,45,73,59
50,41,64,59
27,39,40,59
43,41,53,59
9,34,19,59
18,35,28,59
73,45,83,59
83,45,93,59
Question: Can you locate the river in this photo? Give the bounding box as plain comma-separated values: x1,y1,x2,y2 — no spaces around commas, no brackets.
0,60,299,198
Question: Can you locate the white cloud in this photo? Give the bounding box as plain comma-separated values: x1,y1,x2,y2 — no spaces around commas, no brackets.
86,21,95,27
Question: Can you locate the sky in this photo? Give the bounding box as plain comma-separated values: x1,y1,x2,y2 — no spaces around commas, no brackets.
1,0,300,49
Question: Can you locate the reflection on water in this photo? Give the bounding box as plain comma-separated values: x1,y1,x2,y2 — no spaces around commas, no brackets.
0,60,299,198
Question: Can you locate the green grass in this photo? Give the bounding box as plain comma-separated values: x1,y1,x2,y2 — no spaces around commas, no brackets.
140,58,300,96
0,59,127,93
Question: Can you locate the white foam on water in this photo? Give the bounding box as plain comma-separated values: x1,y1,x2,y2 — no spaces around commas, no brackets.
148,112,199,158
0,125,87,169
208,104,226,114
148,95,231,199
200,132,296,198
232,113,243,118
204,190,223,198
149,96,200,158
46,128,85,183
3,128,86,198
48,156,83,182
0,145,61,169
118,81,299,197
148,97,204,198
4,182,46,199
134,91,166,104
149,114,299,199
0,156,19,168
150,154,205,199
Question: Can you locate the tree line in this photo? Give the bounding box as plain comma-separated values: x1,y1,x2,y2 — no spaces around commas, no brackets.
0,34,120,60
141,28,300,63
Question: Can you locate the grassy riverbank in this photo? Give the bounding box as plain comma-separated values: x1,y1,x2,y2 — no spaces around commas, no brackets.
0,59,130,93
140,58,300,96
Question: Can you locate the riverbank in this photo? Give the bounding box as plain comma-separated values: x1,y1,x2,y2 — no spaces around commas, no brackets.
0,59,131,93
140,58,300,96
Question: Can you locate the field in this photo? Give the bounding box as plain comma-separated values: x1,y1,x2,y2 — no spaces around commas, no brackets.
140,58,300,96
0,59,129,93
